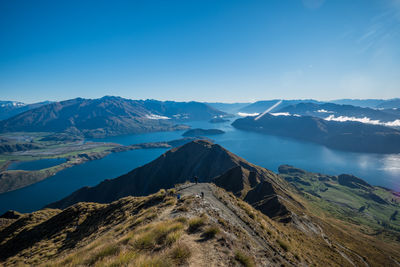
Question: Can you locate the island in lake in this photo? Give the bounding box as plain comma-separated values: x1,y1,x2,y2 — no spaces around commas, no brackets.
182,128,225,137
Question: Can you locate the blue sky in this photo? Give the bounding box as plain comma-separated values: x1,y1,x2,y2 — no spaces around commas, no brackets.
0,0,399,103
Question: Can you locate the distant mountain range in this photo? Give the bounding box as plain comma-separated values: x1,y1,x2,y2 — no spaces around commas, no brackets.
376,98,400,109
232,113,400,153
205,102,251,113
0,96,226,138
330,98,400,109
0,101,53,120
329,99,387,108
278,102,400,123
237,98,400,114
238,99,322,114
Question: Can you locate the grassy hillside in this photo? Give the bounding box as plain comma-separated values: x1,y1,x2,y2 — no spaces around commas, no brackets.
1,183,400,266
279,165,400,241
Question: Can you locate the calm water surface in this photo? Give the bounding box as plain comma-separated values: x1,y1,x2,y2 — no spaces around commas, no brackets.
7,158,66,171
1,119,399,214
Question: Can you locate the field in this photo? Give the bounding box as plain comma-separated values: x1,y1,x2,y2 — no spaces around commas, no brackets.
0,132,120,193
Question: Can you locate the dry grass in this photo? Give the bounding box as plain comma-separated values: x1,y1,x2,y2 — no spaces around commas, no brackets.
276,238,289,251
169,242,191,265
202,226,220,239
5,184,400,267
132,221,184,251
84,244,121,265
235,250,255,267
188,216,206,233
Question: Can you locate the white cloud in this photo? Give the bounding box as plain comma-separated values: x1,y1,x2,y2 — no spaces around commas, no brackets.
324,115,400,127
269,112,301,117
237,112,259,117
270,112,291,116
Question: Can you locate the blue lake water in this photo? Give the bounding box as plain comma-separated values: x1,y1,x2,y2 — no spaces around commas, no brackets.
7,158,66,171
1,119,399,214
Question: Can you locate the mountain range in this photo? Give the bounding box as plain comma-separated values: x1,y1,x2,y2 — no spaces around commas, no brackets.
0,97,226,138
278,102,400,123
237,99,400,115
232,113,400,153
0,101,53,121
238,99,323,114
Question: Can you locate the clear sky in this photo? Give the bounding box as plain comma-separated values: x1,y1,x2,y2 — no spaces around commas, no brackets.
0,0,399,103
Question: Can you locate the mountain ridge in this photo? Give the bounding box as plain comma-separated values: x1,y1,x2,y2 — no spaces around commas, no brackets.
46,140,298,222
0,97,226,138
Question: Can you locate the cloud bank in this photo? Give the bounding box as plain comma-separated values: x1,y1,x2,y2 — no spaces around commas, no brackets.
324,115,400,127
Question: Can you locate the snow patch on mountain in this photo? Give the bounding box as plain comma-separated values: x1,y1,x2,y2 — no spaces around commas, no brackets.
146,114,170,120
317,109,334,113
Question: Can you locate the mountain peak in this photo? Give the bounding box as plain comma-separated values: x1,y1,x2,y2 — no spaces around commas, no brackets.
47,141,296,222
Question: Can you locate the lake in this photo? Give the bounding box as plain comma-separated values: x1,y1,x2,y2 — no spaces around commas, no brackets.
7,158,66,171
1,119,399,214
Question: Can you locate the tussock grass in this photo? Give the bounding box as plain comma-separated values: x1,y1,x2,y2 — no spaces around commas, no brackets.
235,250,255,267
202,226,220,239
218,217,228,227
188,216,206,233
174,216,188,224
134,254,173,267
85,244,121,265
107,250,137,266
164,198,176,206
167,188,176,195
169,242,191,265
133,221,184,250
277,238,289,251
176,205,189,212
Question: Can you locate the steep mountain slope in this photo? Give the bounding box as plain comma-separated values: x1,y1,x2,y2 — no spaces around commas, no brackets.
0,97,227,137
277,102,400,123
232,114,400,153
47,140,297,221
0,101,52,121
4,187,297,266
2,182,400,266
